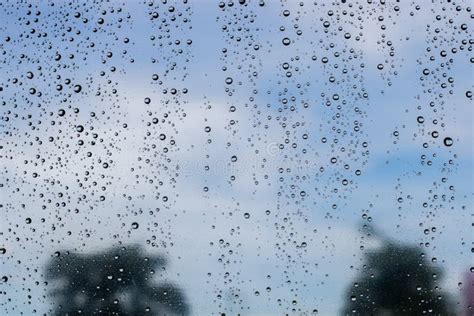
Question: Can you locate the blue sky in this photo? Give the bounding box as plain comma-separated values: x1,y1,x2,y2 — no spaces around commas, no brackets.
1,1,472,315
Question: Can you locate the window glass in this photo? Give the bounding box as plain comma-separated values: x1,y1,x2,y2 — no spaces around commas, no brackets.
1,1,472,315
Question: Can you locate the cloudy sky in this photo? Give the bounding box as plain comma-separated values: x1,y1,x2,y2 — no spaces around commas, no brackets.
1,1,472,315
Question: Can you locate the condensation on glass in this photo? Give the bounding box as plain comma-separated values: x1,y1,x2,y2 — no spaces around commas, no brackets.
0,1,472,315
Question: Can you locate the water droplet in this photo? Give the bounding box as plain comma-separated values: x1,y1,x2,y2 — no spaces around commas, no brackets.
443,137,453,147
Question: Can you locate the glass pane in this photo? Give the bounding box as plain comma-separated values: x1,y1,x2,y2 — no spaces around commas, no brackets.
1,1,472,315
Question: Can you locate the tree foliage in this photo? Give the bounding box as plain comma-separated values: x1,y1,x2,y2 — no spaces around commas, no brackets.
45,245,189,315
343,227,454,315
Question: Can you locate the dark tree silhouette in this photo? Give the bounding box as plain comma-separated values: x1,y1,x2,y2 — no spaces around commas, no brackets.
343,224,454,316
45,245,189,315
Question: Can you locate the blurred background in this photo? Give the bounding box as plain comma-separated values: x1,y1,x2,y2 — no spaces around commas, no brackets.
1,0,472,315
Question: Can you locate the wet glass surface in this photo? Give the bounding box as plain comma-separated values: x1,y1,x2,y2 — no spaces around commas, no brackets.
0,1,472,315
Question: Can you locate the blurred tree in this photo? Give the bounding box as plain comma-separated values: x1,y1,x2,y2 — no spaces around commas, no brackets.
45,245,189,315
342,224,454,315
